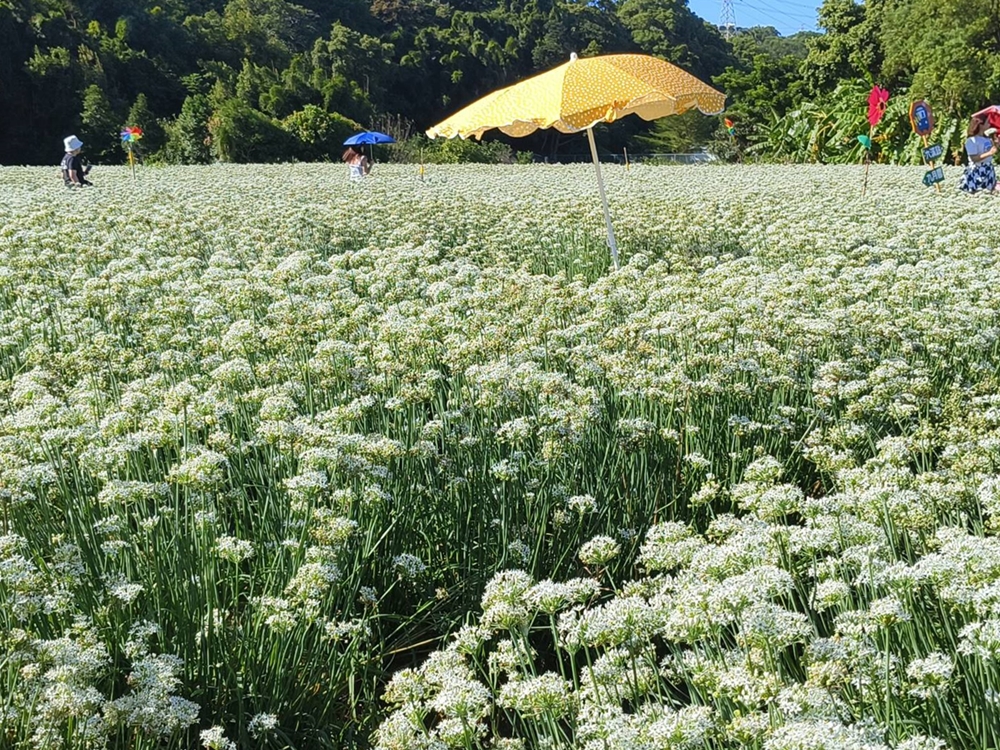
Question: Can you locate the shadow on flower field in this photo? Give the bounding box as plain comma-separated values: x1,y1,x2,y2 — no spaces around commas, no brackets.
0,163,998,750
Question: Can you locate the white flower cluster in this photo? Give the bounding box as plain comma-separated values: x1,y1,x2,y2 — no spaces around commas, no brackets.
5,618,198,748
4,163,1000,749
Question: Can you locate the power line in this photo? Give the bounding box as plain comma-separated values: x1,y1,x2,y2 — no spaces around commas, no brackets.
736,0,817,30
756,0,821,10
733,3,792,30
749,0,818,22
739,0,816,23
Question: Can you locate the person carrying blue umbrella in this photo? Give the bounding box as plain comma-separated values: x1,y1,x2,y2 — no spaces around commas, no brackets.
342,131,395,179
342,145,371,180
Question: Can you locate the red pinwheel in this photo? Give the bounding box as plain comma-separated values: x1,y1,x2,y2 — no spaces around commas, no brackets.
867,86,889,128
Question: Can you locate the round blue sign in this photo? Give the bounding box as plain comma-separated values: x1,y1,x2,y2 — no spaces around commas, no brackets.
910,100,934,136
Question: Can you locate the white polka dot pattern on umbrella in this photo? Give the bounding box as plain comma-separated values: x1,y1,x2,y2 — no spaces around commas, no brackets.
426,53,726,141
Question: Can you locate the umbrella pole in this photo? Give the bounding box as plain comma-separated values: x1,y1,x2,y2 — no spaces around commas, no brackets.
586,127,620,271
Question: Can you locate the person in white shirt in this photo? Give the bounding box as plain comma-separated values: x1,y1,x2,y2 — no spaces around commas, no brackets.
342,146,371,180
960,114,997,193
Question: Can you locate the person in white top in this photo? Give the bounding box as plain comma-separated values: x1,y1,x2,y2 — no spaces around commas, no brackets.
960,114,997,193
342,146,371,180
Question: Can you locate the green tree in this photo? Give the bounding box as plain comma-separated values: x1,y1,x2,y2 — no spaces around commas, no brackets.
635,109,716,153
712,30,811,154
617,0,734,81
531,1,628,69
802,0,885,93
746,78,928,165
221,0,318,66
880,0,1000,115
316,21,395,102
280,104,360,160
732,26,817,61
123,92,165,158
22,44,80,163
80,83,120,162
235,59,280,111
161,93,213,164
4,0,990,166
400,133,514,163
208,97,295,162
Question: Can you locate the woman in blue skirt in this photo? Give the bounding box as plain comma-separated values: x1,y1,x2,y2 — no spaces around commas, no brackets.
960,114,997,194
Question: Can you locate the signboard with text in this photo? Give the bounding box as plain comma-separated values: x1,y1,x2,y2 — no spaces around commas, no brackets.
923,166,944,187
910,100,934,136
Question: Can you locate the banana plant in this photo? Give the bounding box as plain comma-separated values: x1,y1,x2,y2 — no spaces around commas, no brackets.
747,79,968,165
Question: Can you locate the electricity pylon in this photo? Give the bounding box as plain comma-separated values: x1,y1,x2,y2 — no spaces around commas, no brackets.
720,0,736,40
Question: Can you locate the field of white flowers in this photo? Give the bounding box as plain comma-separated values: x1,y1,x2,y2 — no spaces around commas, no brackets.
1,161,1000,750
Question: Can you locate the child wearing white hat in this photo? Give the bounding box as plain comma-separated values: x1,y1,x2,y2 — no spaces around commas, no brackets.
61,135,93,187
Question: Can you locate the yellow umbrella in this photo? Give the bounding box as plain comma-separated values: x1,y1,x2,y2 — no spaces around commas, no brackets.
427,52,726,269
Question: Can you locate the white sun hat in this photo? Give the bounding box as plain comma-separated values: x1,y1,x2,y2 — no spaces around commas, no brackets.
64,135,83,152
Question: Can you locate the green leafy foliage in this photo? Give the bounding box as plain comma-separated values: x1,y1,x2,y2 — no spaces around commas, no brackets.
123,93,165,159
745,78,970,166
636,109,716,153
618,0,735,81
208,98,295,163
280,105,361,161
390,134,514,164
161,94,213,165
802,0,884,93
0,0,997,165
880,0,1000,114
80,84,120,163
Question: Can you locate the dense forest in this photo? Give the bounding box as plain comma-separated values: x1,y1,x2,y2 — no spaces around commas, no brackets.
1,0,998,166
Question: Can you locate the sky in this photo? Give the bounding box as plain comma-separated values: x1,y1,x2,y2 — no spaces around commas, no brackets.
686,0,821,37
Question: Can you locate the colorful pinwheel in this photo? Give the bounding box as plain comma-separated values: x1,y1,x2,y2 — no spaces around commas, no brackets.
867,86,889,128
724,117,736,136
859,86,889,197
121,126,144,181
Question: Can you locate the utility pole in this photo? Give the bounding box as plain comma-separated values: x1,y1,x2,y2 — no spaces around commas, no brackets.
720,0,736,40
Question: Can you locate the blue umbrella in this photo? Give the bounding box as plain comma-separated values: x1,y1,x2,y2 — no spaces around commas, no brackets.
343,131,396,146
